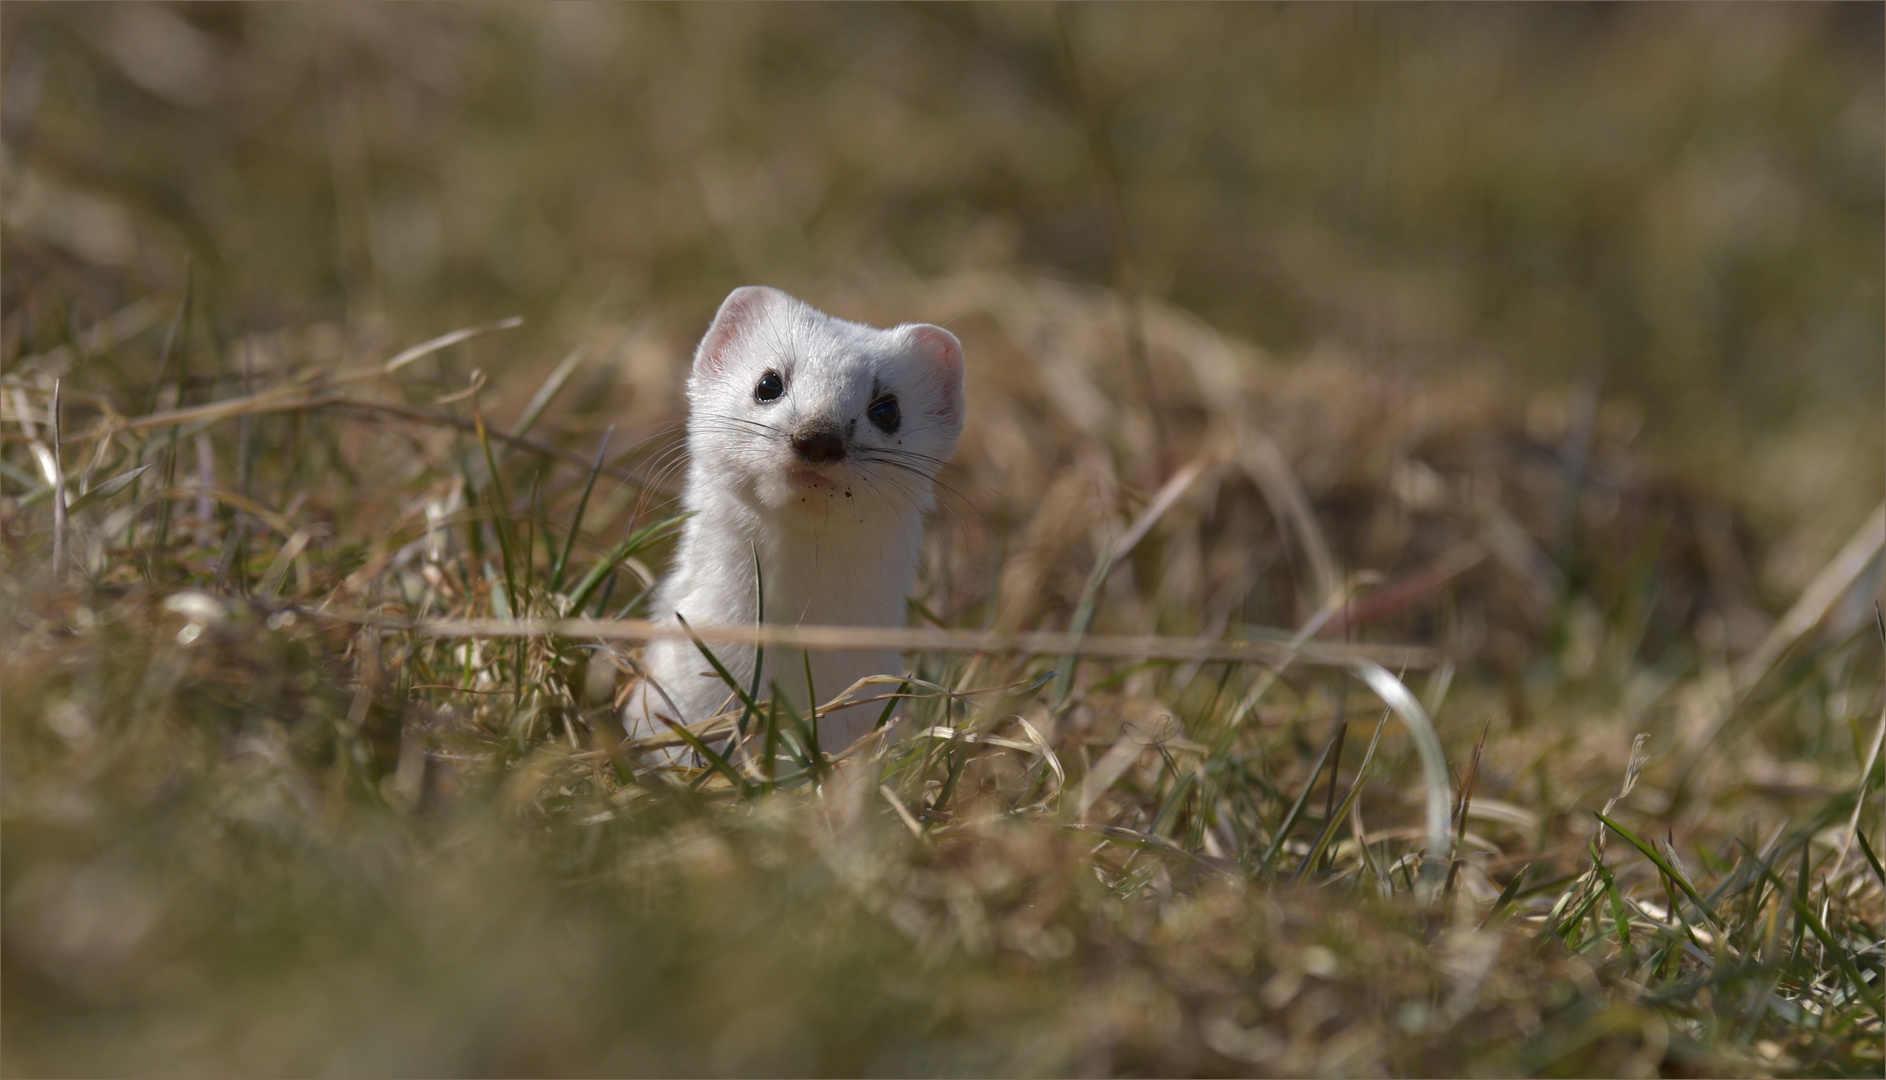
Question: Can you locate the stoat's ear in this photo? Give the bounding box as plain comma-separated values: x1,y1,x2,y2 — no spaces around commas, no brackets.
694,286,785,379
902,324,965,427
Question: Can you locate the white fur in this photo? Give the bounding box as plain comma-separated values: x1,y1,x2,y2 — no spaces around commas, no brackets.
624,287,964,756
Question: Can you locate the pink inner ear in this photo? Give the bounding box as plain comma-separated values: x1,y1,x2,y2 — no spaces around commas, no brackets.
695,287,777,378
906,325,965,421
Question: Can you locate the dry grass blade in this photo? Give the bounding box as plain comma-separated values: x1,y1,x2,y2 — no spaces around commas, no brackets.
1237,424,1341,607
1323,542,1490,639
110,391,654,487
118,382,331,433
879,784,925,838
1062,823,1238,879
328,398,658,486
305,609,1439,668
493,344,585,468
48,378,66,581
1831,648,1886,879
1077,728,1151,820
1732,502,1885,695
1226,580,1357,728
915,726,1051,758
258,529,313,597
1055,448,1224,705
380,316,524,374
1106,449,1223,577
10,297,165,370
1444,719,1491,898
1352,661,1455,899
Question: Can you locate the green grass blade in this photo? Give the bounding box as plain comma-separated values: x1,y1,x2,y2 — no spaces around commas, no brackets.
931,741,968,816
486,563,511,619
1485,863,1533,925
1592,858,1633,959
1854,826,1885,887
675,614,764,726
550,425,611,593
1595,811,1721,928
1051,540,1113,710
564,539,631,618
1257,718,1345,876
655,712,747,796
801,647,818,750
872,678,908,732
745,551,765,741
773,687,823,781
522,477,540,600
763,697,781,782
66,463,152,515
1146,768,1197,840
1753,860,1885,1021
563,513,684,617
472,395,520,619
1292,708,1389,883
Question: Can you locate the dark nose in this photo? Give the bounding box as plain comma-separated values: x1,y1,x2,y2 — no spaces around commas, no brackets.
790,424,846,464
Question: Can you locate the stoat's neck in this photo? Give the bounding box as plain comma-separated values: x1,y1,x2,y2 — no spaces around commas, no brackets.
663,480,924,633
753,496,922,629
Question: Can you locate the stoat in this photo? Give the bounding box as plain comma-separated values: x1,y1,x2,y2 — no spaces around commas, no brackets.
623,286,964,758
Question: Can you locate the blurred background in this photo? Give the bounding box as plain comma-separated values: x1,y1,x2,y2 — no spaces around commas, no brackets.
4,2,1880,538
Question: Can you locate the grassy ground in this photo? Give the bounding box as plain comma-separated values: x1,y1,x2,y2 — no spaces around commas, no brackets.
3,4,1883,1077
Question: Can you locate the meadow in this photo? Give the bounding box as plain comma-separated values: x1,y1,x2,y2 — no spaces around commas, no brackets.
3,4,1882,1076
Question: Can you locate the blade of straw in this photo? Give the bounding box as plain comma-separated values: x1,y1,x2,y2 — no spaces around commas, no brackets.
381,316,523,374
494,344,585,467
1733,502,1883,696
1351,660,1454,901
50,379,67,580
305,608,1439,669
1055,449,1221,706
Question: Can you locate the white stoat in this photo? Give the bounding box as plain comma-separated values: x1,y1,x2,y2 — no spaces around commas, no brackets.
623,286,965,756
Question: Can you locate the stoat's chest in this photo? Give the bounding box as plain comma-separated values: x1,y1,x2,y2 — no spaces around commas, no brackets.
749,502,921,629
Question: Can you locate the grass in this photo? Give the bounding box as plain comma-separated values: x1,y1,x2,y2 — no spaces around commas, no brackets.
2,270,1880,1077
3,4,1883,1076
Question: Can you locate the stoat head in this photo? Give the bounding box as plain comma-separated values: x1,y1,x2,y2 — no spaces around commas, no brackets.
685,286,965,516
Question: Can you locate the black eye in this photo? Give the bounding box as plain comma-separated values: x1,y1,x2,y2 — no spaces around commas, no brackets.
754,371,784,402
867,394,900,434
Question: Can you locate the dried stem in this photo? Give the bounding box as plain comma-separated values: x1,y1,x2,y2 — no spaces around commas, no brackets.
50,378,67,581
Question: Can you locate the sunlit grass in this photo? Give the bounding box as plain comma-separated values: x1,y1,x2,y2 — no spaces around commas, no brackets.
3,273,1879,1076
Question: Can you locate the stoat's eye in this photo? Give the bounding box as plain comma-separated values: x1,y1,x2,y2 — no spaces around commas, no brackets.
867,394,900,434
754,371,784,402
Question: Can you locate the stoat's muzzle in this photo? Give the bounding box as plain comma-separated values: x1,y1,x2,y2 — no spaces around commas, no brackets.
789,422,846,465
